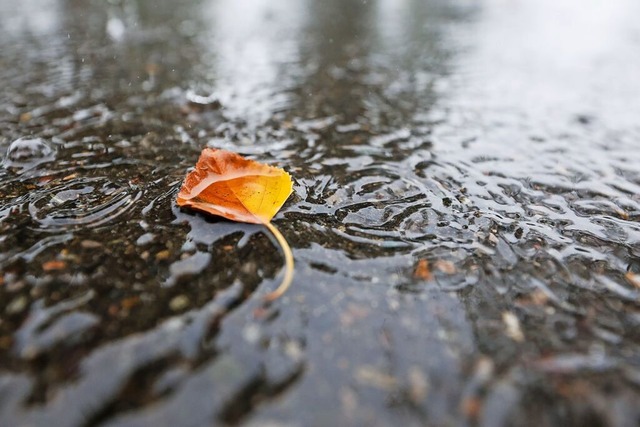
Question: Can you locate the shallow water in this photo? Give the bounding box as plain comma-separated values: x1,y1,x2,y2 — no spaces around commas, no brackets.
1,0,640,425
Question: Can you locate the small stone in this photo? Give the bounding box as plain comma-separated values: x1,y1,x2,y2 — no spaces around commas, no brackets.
0,336,12,350
408,366,429,403
488,233,499,245
121,296,140,310
108,304,119,317
167,252,211,286
502,311,524,342
355,365,398,390
81,240,102,249
284,340,303,362
155,250,171,261
530,289,549,305
136,233,155,246
461,396,482,421
6,296,28,314
140,132,159,149
340,387,358,414
242,324,261,344
169,295,190,311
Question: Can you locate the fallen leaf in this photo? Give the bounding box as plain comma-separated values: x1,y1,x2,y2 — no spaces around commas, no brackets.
617,209,630,220
413,259,433,280
434,259,456,274
42,260,66,271
625,272,640,289
177,148,294,301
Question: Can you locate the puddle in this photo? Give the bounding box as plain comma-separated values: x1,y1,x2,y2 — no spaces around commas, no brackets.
1,0,640,425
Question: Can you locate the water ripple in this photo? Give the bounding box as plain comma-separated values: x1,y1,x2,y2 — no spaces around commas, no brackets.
27,177,142,232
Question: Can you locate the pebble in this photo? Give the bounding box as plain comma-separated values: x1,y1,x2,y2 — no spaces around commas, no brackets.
355,365,398,390
503,312,525,342
81,240,102,249
169,295,190,311
6,296,28,314
136,233,155,246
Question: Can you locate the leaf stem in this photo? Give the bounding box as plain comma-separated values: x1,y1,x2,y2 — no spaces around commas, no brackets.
262,221,294,302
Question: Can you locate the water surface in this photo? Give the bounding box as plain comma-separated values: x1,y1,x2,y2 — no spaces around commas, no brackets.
2,0,640,425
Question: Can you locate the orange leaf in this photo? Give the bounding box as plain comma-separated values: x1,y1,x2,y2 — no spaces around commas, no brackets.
42,260,66,272
413,259,432,280
177,148,294,301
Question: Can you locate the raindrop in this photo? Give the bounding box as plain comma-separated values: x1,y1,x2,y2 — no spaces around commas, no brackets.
3,137,56,172
107,17,125,41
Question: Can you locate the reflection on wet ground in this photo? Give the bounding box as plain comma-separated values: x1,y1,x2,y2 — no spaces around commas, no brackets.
1,0,640,425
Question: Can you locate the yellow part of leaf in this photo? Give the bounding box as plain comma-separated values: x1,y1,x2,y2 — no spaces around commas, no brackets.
225,173,293,223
